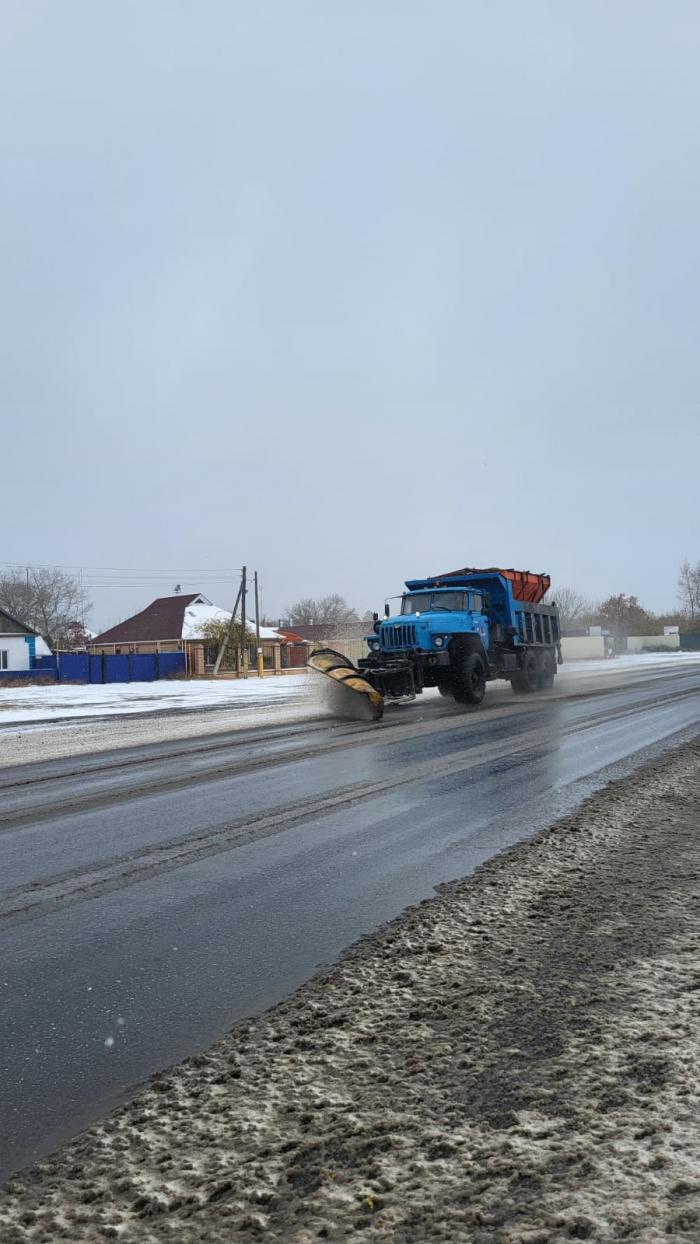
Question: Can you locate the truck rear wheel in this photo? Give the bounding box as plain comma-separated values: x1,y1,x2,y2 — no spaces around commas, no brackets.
452,652,486,706
511,651,539,694
538,651,555,690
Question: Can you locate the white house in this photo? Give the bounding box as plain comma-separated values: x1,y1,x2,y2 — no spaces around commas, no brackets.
0,607,52,672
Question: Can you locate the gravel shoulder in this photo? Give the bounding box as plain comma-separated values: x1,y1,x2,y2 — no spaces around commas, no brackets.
3,739,700,1242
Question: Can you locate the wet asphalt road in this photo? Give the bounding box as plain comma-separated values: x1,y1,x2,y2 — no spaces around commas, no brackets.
1,661,700,1182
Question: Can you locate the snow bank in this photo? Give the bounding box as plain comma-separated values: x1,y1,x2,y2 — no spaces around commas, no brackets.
562,651,700,672
0,674,308,726
558,651,700,679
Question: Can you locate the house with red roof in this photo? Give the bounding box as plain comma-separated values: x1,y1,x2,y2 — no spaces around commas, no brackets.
88,594,303,675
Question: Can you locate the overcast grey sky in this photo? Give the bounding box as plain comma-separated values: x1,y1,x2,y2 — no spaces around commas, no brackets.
2,1,699,628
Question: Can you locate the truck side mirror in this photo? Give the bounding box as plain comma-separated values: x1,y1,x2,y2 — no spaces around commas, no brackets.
384,603,390,618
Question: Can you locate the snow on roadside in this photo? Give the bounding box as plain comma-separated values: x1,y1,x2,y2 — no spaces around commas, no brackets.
0,674,309,727
559,651,700,678
2,653,699,761
3,740,700,1242
3,652,698,728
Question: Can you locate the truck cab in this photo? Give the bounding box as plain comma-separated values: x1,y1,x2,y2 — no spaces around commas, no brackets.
362,586,490,703
368,587,488,657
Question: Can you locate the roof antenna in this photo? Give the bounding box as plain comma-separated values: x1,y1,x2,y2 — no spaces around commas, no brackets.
174,584,181,594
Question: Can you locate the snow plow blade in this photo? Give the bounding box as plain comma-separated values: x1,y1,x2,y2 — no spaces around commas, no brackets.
308,648,384,722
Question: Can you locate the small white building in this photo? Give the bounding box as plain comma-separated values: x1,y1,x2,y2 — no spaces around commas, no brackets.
0,607,52,672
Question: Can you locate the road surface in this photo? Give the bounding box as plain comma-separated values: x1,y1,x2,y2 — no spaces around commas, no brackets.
1,658,700,1182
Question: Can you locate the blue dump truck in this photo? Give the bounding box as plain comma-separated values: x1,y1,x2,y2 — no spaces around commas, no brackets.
357,565,562,708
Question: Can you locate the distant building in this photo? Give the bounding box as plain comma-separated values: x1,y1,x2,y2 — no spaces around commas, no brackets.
280,622,367,645
88,593,304,674
0,607,52,672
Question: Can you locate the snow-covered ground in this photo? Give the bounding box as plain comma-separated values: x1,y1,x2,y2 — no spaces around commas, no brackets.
1,653,698,730
0,673,309,726
1,652,699,771
558,651,700,678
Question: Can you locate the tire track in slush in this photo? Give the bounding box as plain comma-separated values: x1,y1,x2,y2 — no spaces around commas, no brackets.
3,681,700,926
1,676,698,831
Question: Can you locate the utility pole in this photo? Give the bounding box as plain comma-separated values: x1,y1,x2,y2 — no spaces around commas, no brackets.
240,565,248,678
213,575,243,676
254,571,263,678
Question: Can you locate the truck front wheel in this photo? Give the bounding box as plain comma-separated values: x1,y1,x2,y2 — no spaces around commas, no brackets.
452,652,486,706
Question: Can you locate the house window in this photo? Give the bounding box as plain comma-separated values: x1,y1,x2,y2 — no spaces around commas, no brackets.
0,650,8,670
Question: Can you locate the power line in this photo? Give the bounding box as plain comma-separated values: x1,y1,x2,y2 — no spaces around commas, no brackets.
0,560,242,574
73,583,238,591
78,579,238,584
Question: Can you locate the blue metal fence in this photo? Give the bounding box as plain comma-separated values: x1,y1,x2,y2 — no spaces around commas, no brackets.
0,651,186,684
107,655,130,683
33,655,57,671
57,653,90,682
158,653,185,678
130,653,154,681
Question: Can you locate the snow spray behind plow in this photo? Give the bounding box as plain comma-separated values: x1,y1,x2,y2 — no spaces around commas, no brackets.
307,649,384,722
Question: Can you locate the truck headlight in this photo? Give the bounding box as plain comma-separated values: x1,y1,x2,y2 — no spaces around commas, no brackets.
434,636,445,648
369,640,380,651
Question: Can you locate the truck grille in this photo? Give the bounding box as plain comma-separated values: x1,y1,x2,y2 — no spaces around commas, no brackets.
381,623,416,649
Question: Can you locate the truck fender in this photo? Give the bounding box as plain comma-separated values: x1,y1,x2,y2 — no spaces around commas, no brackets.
448,634,490,673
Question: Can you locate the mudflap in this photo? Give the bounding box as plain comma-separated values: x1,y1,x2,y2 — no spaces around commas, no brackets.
307,648,384,722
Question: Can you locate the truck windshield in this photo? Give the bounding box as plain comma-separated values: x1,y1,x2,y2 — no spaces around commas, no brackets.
401,591,467,614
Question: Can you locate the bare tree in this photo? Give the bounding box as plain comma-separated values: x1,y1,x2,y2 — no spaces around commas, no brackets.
677,559,700,621
286,595,360,626
547,585,594,629
0,568,91,648
598,593,657,637
285,597,318,625
63,620,93,650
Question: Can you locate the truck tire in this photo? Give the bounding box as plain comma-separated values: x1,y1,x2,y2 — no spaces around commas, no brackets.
538,651,555,690
437,678,452,698
511,651,538,695
452,652,486,706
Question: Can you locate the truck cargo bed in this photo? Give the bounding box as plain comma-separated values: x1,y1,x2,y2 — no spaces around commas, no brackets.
435,566,550,604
